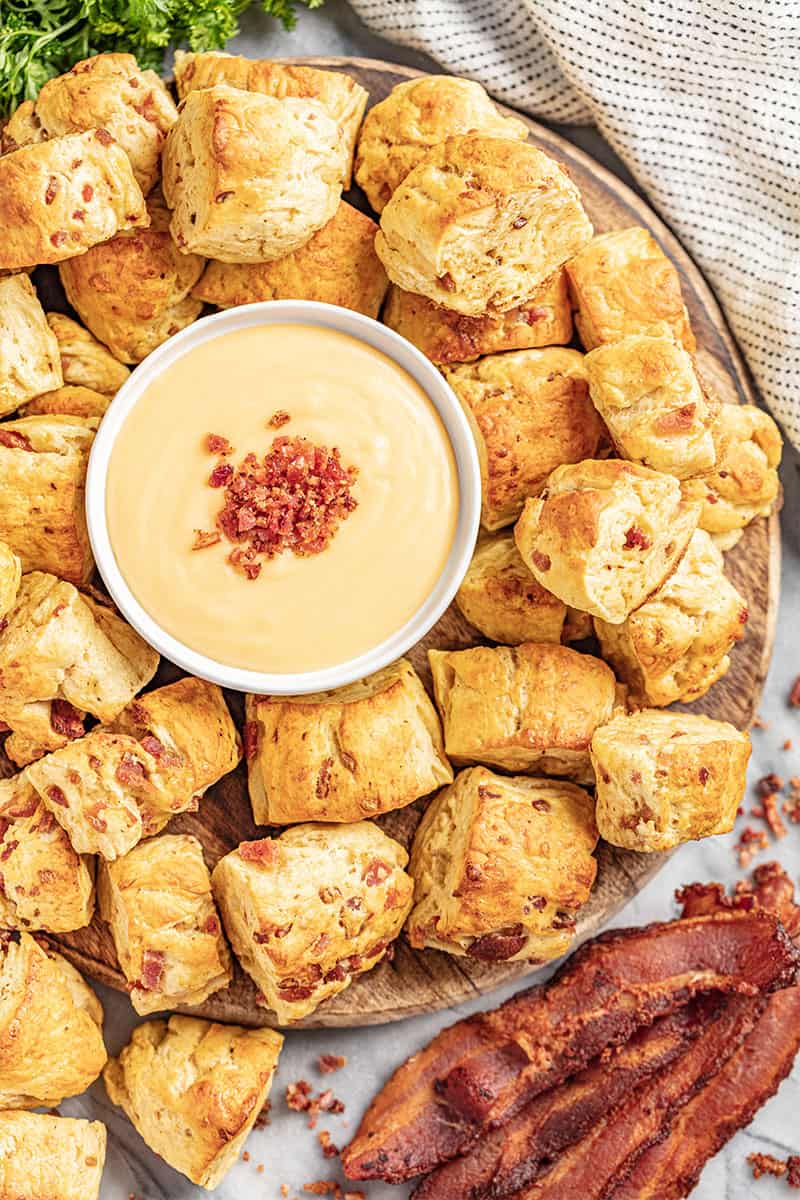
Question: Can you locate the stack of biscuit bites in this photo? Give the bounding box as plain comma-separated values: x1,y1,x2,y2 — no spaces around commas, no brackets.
0,50,785,1192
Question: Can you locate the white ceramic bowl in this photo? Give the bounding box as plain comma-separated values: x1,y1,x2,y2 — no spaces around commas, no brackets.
86,300,481,695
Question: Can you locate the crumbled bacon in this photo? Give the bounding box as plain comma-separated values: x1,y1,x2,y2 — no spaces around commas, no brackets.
624,526,651,550
116,753,147,786
139,949,165,991
735,826,769,867
50,699,84,740
239,839,275,865
46,786,68,808
269,410,291,429
318,1130,340,1158
82,184,94,202
286,1079,313,1111
0,429,34,451
243,721,260,760
362,858,390,887
437,272,456,292
762,792,787,840
531,551,551,572
790,676,800,707
318,1054,347,1074
748,1152,800,1187
784,779,800,824
94,128,114,145
44,176,58,205
0,840,18,862
206,433,232,455
6,792,39,820
203,915,220,935
756,773,784,797
192,529,222,550
209,435,358,579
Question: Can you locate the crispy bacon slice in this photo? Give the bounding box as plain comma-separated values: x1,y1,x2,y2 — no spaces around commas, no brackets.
414,1005,705,1200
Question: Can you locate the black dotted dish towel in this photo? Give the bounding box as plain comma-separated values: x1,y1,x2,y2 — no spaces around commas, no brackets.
351,0,800,448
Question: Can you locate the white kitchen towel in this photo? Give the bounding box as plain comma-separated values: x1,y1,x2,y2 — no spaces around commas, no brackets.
350,0,800,449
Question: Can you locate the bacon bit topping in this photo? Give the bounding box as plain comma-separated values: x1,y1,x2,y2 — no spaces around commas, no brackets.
315,757,334,799
140,735,181,767
279,983,315,1001
522,305,548,324
511,215,529,229
95,128,114,145
209,436,359,579
0,840,18,862
50,231,68,247
47,786,68,808
735,825,769,868
50,699,84,740
467,926,527,962
116,752,147,786
624,525,651,550
738,607,749,623
790,676,800,706
362,858,390,887
748,1152,800,1187
44,176,58,204
0,429,33,451
318,1054,347,1074
6,793,38,820
437,272,456,292
72,209,85,222
698,766,710,784
239,839,275,865
532,797,551,812
203,914,220,935
206,433,232,455
268,410,291,429
531,550,551,572
318,1130,340,1158
139,949,165,991
82,184,94,202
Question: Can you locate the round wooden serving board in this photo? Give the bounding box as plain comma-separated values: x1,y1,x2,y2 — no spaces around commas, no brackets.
40,58,780,1028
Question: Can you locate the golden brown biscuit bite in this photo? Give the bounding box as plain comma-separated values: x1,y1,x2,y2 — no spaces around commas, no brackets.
212,822,414,1023
21,384,111,419
27,53,178,194
514,459,701,624
428,642,619,782
0,415,97,585
245,659,451,825
45,312,130,395
162,84,345,262
173,52,367,187
0,275,62,416
375,135,593,316
594,529,748,706
0,1110,106,1200
446,347,602,530
0,933,106,1108
98,834,231,1015
0,130,148,271
104,1015,282,1189
381,270,573,366
565,226,695,351
584,335,717,477
590,709,751,851
407,767,598,963
59,190,205,363
355,75,528,212
193,201,388,317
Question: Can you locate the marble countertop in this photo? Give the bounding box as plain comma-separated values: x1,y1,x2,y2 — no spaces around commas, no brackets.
73,5,800,1196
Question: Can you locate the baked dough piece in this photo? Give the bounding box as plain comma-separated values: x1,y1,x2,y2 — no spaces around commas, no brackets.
584,335,717,478
98,834,231,1015
0,933,106,1108
21,384,111,419
1,100,46,153
375,135,593,316
455,532,589,645
354,75,528,213
162,84,345,263
514,459,701,624
0,275,62,416
0,415,97,584
46,313,130,395
381,270,573,366
428,642,619,782
246,659,451,825
0,1111,105,1200
565,226,696,351
446,347,602,529
103,1015,282,1189
0,130,148,271
192,201,388,318
0,773,94,932
173,52,367,187
681,403,782,545
107,676,242,835
0,543,21,619
0,572,159,766
595,529,748,707
590,709,751,851
60,190,205,362
407,767,597,962
212,822,414,1022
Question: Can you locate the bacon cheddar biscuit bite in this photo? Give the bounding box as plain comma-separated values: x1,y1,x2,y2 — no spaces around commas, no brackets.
45,312,130,395
0,130,148,271
428,642,619,782
584,334,717,477
21,384,111,420
212,822,414,1023
445,347,602,530
594,529,748,707
514,459,701,624
193,200,388,318
173,51,367,186
407,767,598,963
104,1015,283,1189
162,84,345,263
60,190,205,363
565,226,696,351
375,135,593,316
355,74,528,213
0,274,62,415
590,709,751,851
98,834,231,1015
0,1111,106,1200
381,270,573,366
245,659,451,825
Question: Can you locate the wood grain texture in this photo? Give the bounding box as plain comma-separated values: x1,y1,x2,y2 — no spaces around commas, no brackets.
42,58,780,1029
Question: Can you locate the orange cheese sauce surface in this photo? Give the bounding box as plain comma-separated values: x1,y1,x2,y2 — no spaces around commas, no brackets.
106,323,459,673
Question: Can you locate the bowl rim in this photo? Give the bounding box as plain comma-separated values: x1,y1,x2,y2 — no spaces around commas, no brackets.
85,299,481,695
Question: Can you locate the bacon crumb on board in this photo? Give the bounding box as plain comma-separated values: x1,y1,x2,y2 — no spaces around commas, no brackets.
789,677,800,707
784,739,793,751
785,779,800,823
269,410,291,429
752,714,770,728
286,1080,345,1129
736,826,770,867
749,1152,800,1187
318,1054,347,1074
319,1130,340,1158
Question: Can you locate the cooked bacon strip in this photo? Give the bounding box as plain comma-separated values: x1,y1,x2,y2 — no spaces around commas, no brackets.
413,1005,705,1200
612,864,800,1200
342,910,799,1182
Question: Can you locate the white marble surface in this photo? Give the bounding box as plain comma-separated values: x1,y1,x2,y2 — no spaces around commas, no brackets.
76,5,800,1196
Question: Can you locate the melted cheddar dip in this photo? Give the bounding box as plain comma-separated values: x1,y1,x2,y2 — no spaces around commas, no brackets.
106,323,459,673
